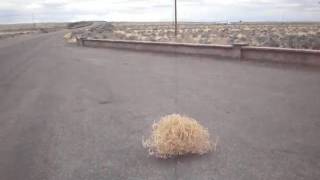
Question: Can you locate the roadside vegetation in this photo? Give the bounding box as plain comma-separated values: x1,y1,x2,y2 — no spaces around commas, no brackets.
67,22,320,50
0,23,67,39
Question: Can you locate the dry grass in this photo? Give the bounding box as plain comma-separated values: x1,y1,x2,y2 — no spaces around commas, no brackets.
143,114,215,158
83,23,320,49
64,32,77,43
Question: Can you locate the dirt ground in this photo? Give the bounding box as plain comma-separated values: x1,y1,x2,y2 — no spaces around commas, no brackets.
70,22,320,50
0,23,67,39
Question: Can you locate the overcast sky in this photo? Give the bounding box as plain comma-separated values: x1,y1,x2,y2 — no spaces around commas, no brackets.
0,0,320,24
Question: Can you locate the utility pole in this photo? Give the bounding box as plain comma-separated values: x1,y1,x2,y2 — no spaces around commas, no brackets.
32,13,36,29
174,0,177,36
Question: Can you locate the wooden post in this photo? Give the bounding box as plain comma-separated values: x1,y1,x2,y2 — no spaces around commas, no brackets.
175,0,177,37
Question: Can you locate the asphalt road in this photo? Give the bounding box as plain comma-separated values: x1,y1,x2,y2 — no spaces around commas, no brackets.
0,31,320,180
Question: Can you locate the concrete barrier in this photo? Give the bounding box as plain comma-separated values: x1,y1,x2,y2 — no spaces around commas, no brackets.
80,38,320,66
242,47,320,66
81,38,244,59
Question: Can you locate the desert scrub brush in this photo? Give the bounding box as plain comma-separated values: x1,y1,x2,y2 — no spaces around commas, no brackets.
143,114,215,158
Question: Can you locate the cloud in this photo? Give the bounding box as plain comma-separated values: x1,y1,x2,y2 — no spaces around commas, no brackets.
0,0,319,23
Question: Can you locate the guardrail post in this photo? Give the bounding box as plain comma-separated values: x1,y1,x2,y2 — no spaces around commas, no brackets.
232,42,248,59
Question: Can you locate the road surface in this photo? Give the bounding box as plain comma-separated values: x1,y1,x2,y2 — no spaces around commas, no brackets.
0,31,320,180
